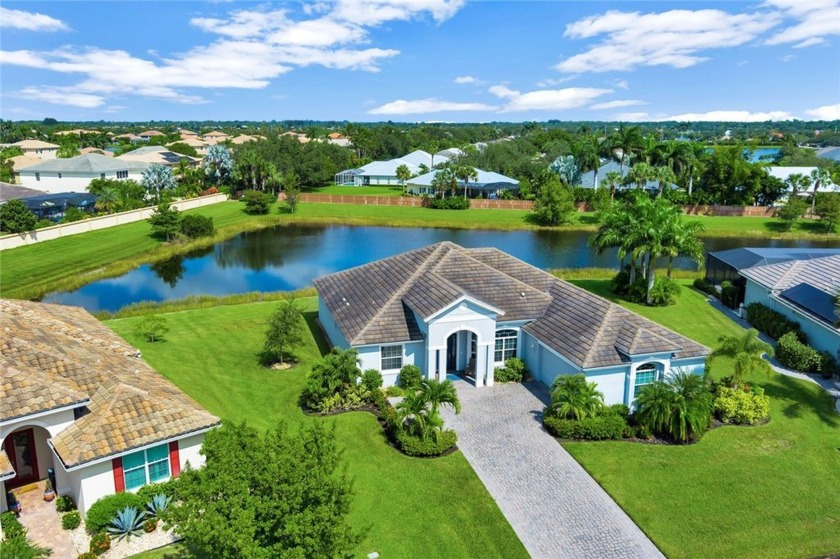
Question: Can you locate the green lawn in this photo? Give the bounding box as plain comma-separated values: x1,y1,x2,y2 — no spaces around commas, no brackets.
106,299,527,559
1,199,834,300
311,184,405,196
565,280,840,559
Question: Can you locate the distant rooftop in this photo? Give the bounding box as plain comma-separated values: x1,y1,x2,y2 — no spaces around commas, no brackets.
0,183,47,202
708,247,840,272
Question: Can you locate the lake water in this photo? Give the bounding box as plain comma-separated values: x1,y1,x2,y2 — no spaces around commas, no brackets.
43,224,839,312
705,147,781,163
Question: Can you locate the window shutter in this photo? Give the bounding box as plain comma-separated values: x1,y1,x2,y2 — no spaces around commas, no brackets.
169,441,180,478
112,457,125,493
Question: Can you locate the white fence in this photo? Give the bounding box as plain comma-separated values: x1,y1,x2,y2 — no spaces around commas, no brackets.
0,194,228,251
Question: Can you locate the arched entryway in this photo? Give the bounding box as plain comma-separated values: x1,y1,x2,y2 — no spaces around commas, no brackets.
1,425,54,489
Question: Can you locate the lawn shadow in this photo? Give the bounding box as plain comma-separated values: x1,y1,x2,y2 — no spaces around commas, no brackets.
761,373,839,428
796,219,832,234
763,221,793,233
577,213,599,225
302,310,331,357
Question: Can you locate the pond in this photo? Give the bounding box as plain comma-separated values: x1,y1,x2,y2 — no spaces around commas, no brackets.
704,147,781,163
43,224,838,312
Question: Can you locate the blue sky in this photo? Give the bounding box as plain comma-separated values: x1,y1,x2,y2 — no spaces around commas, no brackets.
1,1,838,122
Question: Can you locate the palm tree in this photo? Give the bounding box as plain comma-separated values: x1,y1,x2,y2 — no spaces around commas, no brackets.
395,390,434,439
662,218,706,279
634,380,673,433
95,186,122,214
640,136,665,166
654,166,676,197
395,164,411,194
809,168,831,215
609,125,642,175
708,329,774,388
625,162,655,190
431,168,457,199
419,379,461,416
455,165,478,200
667,372,713,442
602,170,622,200
573,134,602,188
784,173,812,198
548,374,604,420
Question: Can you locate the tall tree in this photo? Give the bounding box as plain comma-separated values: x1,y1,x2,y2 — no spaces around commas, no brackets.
455,164,478,199
809,167,831,215
141,164,177,203
431,168,457,199
395,163,412,194
602,170,622,200
625,162,655,190
572,134,602,188
204,144,233,186
609,125,642,175
654,165,676,197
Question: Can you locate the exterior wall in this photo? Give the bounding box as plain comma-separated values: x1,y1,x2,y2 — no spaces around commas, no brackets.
18,170,146,193
176,433,207,472
23,147,58,160
76,460,115,514
318,297,349,349
355,341,425,386
426,300,498,386
0,194,228,250
745,279,840,357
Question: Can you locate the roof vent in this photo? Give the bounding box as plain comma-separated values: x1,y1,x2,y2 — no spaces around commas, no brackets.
520,292,525,297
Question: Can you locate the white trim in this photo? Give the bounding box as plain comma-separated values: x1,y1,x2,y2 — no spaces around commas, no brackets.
49,425,217,472
0,401,89,428
352,339,416,348
380,343,404,372
424,295,505,322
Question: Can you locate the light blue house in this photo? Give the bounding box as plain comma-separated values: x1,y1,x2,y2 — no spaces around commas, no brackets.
405,168,519,198
313,242,708,405
742,254,840,359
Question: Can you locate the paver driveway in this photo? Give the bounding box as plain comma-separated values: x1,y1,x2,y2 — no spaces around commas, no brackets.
441,380,664,559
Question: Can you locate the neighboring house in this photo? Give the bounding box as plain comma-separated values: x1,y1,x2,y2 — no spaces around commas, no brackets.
0,299,220,514
334,148,462,186
313,242,708,403
138,130,166,142
280,131,309,144
53,129,101,137
117,145,198,167
114,133,142,143
178,129,199,140
229,134,264,145
578,160,677,191
79,147,114,157
742,255,840,358
18,192,98,221
767,166,839,196
9,140,60,160
17,154,150,193
202,131,229,145
10,155,42,182
406,168,519,197
169,137,209,156
816,146,840,163
328,132,352,147
0,183,46,203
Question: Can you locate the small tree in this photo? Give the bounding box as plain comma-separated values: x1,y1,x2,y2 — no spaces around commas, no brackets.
532,174,576,226
0,199,37,233
548,374,604,420
708,328,774,388
260,297,305,365
777,196,808,231
142,164,177,203
283,171,301,213
204,144,233,186
133,315,169,342
395,164,412,194
148,202,181,241
815,193,840,233
242,190,272,214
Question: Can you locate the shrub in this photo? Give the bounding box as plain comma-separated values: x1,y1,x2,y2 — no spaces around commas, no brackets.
493,357,527,383
200,186,219,196
55,494,76,512
85,492,145,534
144,518,158,533
398,364,422,390
179,214,215,238
62,510,82,530
426,197,470,210
395,428,457,457
606,403,631,421
0,531,51,558
78,553,98,559
145,494,172,519
242,190,273,214
136,478,179,505
107,506,147,541
0,199,37,233
648,277,682,306
746,303,805,342
60,207,88,223
133,315,169,342
610,269,631,295
35,219,55,229
713,385,770,425
819,351,839,379
384,385,404,397
0,511,24,539
89,532,111,555
693,278,717,296
361,369,383,394
719,281,739,309
543,415,628,440
776,332,821,372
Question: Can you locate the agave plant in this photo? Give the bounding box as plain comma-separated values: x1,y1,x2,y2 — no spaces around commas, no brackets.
106,506,147,541
146,493,172,518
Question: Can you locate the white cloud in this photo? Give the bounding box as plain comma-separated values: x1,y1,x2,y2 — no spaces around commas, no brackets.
454,75,479,84
489,85,612,112
792,37,827,48
613,79,630,90
589,99,646,110
781,54,796,62
805,103,840,120
0,7,69,32
764,0,840,46
556,8,780,73
615,112,654,122
368,98,498,115
20,87,104,108
661,110,795,122
0,1,464,108
535,76,577,88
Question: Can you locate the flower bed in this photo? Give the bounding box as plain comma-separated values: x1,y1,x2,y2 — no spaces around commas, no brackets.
69,514,180,559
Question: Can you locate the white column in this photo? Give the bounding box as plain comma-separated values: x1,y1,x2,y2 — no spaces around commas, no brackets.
427,347,437,380
485,344,494,387
474,342,488,387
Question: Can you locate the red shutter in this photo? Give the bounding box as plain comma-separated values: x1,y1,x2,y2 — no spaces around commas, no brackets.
169,441,180,478
112,457,125,493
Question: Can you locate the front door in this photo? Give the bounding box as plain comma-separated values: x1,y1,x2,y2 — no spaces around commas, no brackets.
446,333,457,372
3,428,39,488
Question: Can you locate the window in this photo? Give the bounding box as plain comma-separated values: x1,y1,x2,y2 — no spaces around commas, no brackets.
58,173,62,179
494,329,517,362
117,170,128,179
35,173,40,182
381,345,403,371
634,363,658,397
101,173,106,179
122,444,170,490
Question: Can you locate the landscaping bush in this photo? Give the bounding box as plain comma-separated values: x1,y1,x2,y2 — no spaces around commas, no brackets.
610,269,631,295
648,277,682,306
746,303,805,342
242,190,273,214
493,357,527,383
395,428,457,457
693,278,717,297
543,415,628,440
62,510,82,530
361,369,383,394
133,315,169,342
607,403,631,421
0,199,36,233
426,197,470,210
179,214,215,238
713,385,770,425
89,532,111,555
35,219,54,229
776,332,821,372
0,511,24,539
144,518,158,533
384,385,404,397
300,348,366,413
60,207,88,224
719,281,739,309
55,494,76,512
78,553,98,559
85,492,145,534
819,351,839,379
136,478,180,505
398,364,422,390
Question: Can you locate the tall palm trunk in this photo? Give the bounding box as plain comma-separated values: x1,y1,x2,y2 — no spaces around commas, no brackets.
645,252,655,305
594,168,599,189
667,255,674,279
629,259,637,285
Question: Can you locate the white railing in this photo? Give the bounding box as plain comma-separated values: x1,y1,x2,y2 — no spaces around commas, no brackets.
0,193,228,251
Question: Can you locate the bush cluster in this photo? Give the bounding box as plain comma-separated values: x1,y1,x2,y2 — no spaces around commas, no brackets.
361,369,383,394
692,278,717,296
384,385,404,397
776,332,822,372
0,511,24,539
241,190,274,214
89,532,111,555
136,478,180,504
543,415,628,440
425,197,470,210
55,494,76,512
394,428,457,457
493,357,527,383
746,303,805,341
85,492,145,534
78,553,99,559
613,271,681,306
62,510,82,530
719,281,739,309
397,364,423,390
713,385,770,425
179,214,215,238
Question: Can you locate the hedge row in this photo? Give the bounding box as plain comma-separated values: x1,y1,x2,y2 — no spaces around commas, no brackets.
543,415,628,440
746,303,806,342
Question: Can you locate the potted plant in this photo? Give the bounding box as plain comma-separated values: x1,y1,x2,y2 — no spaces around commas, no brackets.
43,479,56,502
7,490,21,513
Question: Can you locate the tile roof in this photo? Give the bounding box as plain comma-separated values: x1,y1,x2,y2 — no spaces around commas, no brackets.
18,153,150,174
741,254,840,293
0,299,220,468
0,182,46,202
314,242,708,367
11,140,59,150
